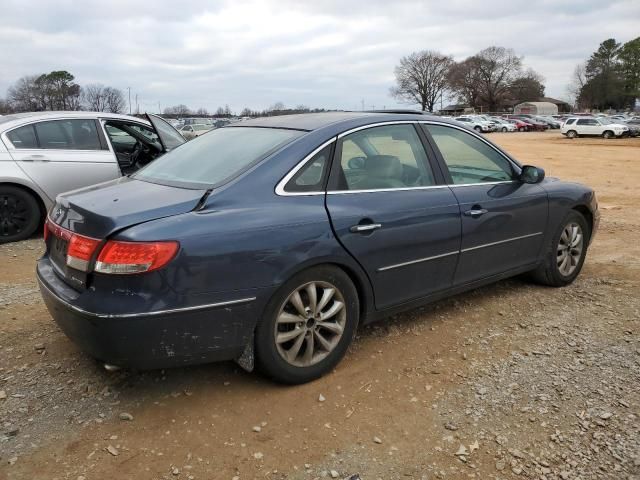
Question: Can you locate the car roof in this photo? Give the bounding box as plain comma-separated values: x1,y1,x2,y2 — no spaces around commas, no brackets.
235,111,464,132
0,111,149,131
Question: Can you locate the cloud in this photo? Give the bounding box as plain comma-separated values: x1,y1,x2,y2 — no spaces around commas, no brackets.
1,0,638,112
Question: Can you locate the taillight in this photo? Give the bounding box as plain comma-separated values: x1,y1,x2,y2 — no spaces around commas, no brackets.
95,240,179,274
66,234,101,271
45,218,101,271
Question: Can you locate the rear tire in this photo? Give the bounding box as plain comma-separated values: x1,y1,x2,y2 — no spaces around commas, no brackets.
255,265,359,384
566,130,578,139
0,186,41,244
530,211,590,287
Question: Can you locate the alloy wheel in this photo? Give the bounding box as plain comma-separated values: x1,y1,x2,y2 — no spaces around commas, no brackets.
557,222,583,276
274,281,346,367
0,193,29,238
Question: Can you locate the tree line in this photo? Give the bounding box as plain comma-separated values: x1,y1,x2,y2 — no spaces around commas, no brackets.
0,70,127,114
391,46,546,112
570,37,639,111
162,102,329,118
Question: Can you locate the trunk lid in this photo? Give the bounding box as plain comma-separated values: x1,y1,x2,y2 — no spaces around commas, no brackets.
50,176,206,238
46,177,206,290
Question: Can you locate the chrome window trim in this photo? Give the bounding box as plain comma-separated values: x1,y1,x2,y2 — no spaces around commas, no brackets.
336,120,417,138
377,250,459,272
275,120,524,197
460,232,543,253
275,137,336,197
2,117,108,152
37,273,256,319
327,185,451,195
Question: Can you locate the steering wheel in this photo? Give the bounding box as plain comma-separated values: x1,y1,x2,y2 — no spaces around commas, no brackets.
130,141,152,169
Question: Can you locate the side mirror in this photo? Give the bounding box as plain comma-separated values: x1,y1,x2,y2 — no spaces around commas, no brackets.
520,165,545,184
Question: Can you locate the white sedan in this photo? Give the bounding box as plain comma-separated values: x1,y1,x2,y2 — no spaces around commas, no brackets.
179,124,213,140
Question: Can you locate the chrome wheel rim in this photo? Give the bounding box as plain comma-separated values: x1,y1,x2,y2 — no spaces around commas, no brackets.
274,281,346,367
557,222,583,276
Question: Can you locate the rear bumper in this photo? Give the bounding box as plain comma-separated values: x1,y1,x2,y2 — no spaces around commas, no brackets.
37,258,264,370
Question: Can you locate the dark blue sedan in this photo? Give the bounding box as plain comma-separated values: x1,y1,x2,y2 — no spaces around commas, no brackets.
37,112,599,384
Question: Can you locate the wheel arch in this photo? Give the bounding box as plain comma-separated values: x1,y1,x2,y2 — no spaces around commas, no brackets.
273,256,375,324
572,204,593,238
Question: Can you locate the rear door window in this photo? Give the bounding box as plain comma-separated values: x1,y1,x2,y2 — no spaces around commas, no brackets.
331,124,436,191
6,124,38,149
34,120,101,150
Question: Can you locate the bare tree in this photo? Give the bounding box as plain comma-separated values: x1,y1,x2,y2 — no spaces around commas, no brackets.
163,104,191,116
474,47,523,111
390,50,454,112
566,63,587,106
104,87,126,113
7,75,42,111
448,57,484,108
195,107,209,116
82,84,108,111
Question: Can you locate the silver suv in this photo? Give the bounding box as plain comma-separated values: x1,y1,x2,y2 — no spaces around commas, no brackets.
0,111,185,243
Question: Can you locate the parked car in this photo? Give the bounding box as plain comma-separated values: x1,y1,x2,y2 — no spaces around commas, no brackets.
454,116,493,133
489,117,517,132
510,116,548,131
561,117,630,138
535,116,562,129
37,112,599,384
179,123,212,140
504,118,531,132
0,111,185,243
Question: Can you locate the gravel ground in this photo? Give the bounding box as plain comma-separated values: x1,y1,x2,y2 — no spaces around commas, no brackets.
0,132,639,480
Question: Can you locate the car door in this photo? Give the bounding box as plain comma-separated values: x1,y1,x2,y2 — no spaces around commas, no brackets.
5,118,119,201
576,118,599,136
145,114,186,151
325,123,461,309
423,123,548,285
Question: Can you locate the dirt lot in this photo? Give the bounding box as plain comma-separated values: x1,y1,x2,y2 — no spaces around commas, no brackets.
1,131,639,480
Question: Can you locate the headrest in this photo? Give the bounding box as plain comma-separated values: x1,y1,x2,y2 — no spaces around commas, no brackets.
365,155,402,178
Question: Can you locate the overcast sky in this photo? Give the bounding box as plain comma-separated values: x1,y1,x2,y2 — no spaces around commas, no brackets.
1,0,638,113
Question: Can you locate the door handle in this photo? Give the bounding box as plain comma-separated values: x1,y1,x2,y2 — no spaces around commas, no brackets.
22,155,50,162
350,223,382,233
464,208,488,217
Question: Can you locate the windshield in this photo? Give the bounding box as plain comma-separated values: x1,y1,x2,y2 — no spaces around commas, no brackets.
134,127,303,189
598,118,613,125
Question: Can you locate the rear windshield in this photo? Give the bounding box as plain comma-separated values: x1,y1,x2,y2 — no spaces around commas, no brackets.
134,127,303,189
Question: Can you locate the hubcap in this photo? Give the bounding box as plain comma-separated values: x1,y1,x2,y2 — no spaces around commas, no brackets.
274,281,346,367
557,222,583,276
0,194,29,238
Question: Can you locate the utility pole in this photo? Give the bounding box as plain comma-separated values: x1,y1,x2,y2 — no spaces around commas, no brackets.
127,87,131,114
135,94,139,114
361,99,364,111
158,101,161,114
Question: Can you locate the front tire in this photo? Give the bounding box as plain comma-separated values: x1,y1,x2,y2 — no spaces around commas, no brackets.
0,186,41,244
501,127,507,132
602,130,613,139
255,266,359,384
530,211,589,287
